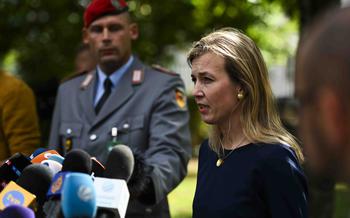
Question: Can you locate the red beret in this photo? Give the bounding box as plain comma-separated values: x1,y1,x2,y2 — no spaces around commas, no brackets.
84,0,128,27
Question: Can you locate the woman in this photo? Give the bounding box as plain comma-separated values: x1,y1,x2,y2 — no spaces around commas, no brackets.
188,28,308,218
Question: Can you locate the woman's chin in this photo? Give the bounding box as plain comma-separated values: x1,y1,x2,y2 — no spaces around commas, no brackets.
200,116,216,125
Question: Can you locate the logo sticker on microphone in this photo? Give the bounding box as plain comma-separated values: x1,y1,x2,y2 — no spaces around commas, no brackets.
77,186,94,202
51,175,63,194
2,191,25,206
102,181,115,192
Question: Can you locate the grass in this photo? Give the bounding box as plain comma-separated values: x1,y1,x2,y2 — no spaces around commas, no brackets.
168,159,197,218
334,184,350,218
168,159,350,218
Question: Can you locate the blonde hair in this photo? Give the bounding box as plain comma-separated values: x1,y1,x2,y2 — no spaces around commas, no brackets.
187,28,304,162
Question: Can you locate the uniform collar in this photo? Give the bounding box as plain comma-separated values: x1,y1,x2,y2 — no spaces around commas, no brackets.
96,55,134,88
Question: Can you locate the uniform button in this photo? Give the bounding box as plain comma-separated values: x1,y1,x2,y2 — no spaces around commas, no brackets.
66,128,72,134
145,207,152,213
89,134,97,141
123,123,130,129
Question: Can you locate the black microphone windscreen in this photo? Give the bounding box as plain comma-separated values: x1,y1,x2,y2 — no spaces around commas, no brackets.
62,149,92,174
104,145,134,182
17,164,54,206
0,153,32,182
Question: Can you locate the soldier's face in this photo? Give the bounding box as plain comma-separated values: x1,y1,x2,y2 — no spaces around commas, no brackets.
295,53,347,180
191,52,241,126
83,13,138,74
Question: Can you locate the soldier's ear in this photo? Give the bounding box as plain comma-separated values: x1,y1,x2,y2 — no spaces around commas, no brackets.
82,28,89,44
129,23,139,40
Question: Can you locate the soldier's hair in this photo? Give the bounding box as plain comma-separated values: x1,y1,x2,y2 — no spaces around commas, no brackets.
297,7,350,101
187,27,303,162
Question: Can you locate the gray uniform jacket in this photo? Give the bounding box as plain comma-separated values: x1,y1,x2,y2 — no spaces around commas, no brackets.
49,57,192,217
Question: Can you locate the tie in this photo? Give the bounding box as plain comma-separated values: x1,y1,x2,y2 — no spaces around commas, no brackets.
95,77,112,114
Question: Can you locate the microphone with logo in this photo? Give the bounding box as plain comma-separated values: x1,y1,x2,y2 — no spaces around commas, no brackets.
61,172,97,218
0,181,36,210
0,153,32,184
0,204,35,218
29,148,48,160
16,164,54,217
0,155,36,211
31,150,64,175
43,149,92,217
95,145,134,218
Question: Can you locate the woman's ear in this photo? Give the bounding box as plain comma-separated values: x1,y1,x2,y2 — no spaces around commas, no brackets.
236,85,244,94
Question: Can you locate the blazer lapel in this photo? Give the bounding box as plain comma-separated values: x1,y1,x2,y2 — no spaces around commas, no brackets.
78,71,97,125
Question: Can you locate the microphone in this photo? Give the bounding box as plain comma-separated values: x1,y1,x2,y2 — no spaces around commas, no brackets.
41,160,62,175
0,181,36,210
0,204,35,218
29,148,48,160
62,149,92,174
30,150,64,174
43,171,69,217
61,173,97,218
31,150,60,164
95,145,134,218
47,154,64,164
0,153,32,182
104,145,134,182
16,164,53,210
43,149,92,217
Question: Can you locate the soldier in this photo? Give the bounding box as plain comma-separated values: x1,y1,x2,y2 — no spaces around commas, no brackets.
48,0,191,217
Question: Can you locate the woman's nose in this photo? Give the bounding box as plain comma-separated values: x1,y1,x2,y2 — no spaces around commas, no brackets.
192,83,204,98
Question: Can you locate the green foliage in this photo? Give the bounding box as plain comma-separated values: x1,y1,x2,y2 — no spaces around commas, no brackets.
132,0,283,65
0,0,299,85
0,0,84,85
247,3,298,66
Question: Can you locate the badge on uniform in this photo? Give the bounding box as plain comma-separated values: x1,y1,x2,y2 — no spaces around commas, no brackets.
65,138,73,152
175,88,186,109
132,70,144,85
80,72,94,90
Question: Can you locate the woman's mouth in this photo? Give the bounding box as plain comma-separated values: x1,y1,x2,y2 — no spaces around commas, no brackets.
197,104,209,114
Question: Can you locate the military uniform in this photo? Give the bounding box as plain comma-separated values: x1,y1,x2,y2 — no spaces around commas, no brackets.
49,57,191,217
0,72,40,160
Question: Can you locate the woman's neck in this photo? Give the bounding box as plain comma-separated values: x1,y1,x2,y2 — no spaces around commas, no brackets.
217,119,247,149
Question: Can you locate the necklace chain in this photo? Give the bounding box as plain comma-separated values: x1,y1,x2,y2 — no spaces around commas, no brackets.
216,137,246,167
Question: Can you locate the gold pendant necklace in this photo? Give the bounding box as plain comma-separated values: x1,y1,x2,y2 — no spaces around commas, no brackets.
216,159,223,167
216,137,246,167
216,149,235,167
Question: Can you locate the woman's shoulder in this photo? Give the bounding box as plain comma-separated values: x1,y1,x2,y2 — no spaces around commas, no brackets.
252,142,304,176
253,142,299,162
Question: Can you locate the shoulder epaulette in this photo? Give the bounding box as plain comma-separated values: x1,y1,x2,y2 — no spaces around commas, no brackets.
151,64,178,76
60,71,89,84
